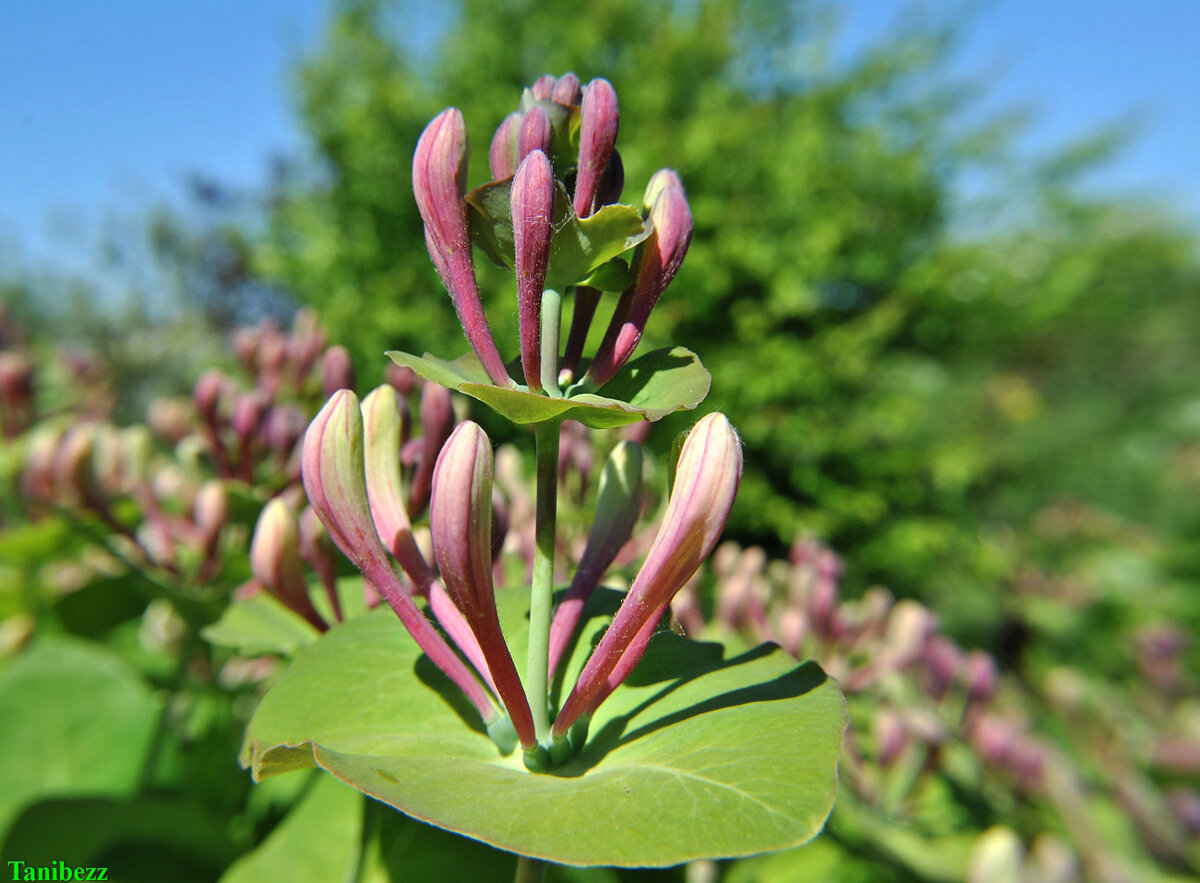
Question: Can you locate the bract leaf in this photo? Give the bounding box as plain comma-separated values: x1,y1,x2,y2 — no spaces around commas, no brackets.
385,347,711,428
241,589,846,867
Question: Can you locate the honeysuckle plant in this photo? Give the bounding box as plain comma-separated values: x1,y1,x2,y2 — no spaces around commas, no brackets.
240,73,847,873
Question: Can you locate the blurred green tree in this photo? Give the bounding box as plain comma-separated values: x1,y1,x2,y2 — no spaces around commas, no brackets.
253,0,1200,644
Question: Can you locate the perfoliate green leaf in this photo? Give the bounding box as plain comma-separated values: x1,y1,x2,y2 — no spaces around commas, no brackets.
241,588,846,867
385,347,711,428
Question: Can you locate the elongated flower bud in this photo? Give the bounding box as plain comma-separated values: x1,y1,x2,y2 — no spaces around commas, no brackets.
413,108,511,387
302,391,499,724
512,150,555,390
408,381,455,517
489,112,522,180
361,385,434,592
552,71,582,105
431,422,537,750
574,78,619,218
530,74,556,100
547,441,643,676
251,499,327,631
517,106,553,164
298,504,342,618
321,345,356,397
553,413,741,740
587,172,693,388
194,479,228,545
595,149,625,209
193,370,225,427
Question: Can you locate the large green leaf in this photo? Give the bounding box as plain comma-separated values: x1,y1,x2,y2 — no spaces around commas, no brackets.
1,796,239,883
242,588,846,867
202,594,320,658
202,578,369,658
0,638,160,836
385,347,711,428
221,774,363,883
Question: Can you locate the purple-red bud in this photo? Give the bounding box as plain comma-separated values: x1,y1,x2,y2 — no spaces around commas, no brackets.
408,381,455,517
489,112,522,180
574,78,619,219
512,150,556,390
413,108,511,387
588,172,693,388
551,72,582,105
193,370,226,426
594,150,625,209
250,499,327,631
431,422,536,749
517,106,553,164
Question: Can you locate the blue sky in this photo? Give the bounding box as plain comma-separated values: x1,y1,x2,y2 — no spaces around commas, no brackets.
2,1,1197,273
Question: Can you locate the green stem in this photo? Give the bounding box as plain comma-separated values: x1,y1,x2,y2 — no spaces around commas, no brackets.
527,419,561,744
514,854,546,883
540,288,562,397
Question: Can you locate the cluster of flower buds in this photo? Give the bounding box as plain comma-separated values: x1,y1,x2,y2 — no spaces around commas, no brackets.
412,74,694,394
682,532,1200,878
192,311,354,485
21,418,231,580
302,392,741,762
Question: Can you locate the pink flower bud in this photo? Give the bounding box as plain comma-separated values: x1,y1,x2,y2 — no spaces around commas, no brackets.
431,422,536,750
146,397,192,446
488,112,522,180
530,74,556,100
554,413,741,739
874,708,908,767
251,498,327,631
965,650,997,703
302,391,500,724
413,108,512,387
552,72,582,105
321,345,356,397
361,385,434,593
53,425,99,507
517,105,553,164
385,362,418,397
587,172,693,388
193,480,228,542
408,381,455,517
298,504,343,619
573,78,619,219
923,636,962,699
230,392,267,444
193,370,226,427
261,404,307,463
512,150,555,390
594,149,625,209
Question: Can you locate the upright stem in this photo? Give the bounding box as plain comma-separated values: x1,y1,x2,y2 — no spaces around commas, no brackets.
540,288,563,397
527,419,561,743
